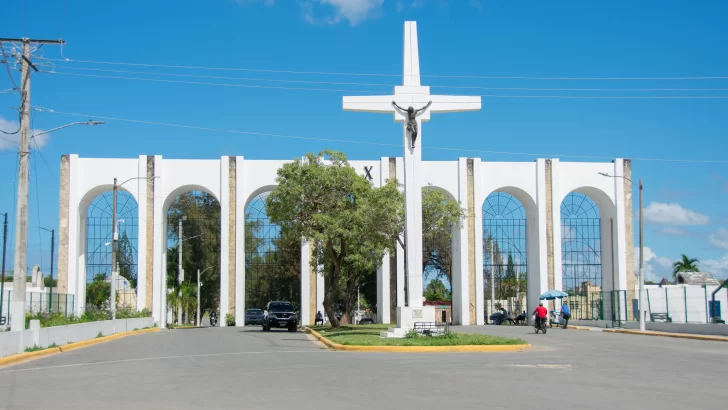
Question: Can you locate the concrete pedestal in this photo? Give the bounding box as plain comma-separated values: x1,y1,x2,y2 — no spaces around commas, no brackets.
380,306,436,338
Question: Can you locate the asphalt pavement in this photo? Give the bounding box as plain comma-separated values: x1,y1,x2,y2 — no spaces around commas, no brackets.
1,324,726,410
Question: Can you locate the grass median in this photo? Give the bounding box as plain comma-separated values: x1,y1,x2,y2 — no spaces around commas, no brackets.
310,324,526,347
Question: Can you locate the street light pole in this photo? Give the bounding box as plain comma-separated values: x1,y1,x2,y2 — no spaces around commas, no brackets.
197,266,213,327
638,178,644,332
0,213,7,326
599,172,645,332
178,215,186,325
39,227,54,313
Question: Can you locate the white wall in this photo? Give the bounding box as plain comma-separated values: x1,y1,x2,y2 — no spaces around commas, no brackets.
643,285,728,324
0,317,154,358
65,155,630,328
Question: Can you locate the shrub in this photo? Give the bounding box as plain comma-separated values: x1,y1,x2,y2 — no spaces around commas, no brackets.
225,313,235,327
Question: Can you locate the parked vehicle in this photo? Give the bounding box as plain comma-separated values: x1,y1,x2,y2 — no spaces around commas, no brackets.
245,308,264,325
262,301,298,332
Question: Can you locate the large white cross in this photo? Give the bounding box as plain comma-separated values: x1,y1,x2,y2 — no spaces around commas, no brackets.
343,21,481,308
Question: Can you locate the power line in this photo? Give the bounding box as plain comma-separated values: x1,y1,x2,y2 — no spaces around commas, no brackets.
42,57,728,81
35,107,728,163
48,71,728,99
51,71,389,95
56,66,728,92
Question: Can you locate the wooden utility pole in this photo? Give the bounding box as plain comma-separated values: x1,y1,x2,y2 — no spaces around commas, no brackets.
0,37,65,331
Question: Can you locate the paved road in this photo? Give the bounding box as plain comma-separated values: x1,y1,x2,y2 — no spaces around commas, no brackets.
1,324,727,410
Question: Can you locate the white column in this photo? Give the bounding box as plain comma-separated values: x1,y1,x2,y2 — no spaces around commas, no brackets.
473,158,485,325
235,156,246,326
300,240,311,326
377,156,391,324
550,159,563,292
136,155,148,311
377,253,391,324
395,158,405,308
67,155,80,315
76,216,87,316
219,157,230,326
452,158,470,325
152,155,165,327
612,159,629,293
533,159,550,323
403,121,424,307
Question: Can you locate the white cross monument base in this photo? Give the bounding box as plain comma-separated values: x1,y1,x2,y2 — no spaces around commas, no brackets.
344,21,481,338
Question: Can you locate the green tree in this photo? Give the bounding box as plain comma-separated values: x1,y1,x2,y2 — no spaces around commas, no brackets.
43,276,57,288
167,191,221,315
86,273,110,310
267,150,403,327
424,278,451,302
116,231,137,288
420,187,465,285
672,254,699,278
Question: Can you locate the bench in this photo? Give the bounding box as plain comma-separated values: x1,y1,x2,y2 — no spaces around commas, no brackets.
650,313,672,323
413,322,448,336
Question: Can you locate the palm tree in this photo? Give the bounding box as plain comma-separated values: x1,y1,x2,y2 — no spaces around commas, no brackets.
672,254,699,278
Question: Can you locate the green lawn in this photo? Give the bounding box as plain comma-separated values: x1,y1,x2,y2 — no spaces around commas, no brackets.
310,324,526,346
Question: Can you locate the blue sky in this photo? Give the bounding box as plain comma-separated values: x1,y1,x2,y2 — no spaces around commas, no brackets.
1,0,727,281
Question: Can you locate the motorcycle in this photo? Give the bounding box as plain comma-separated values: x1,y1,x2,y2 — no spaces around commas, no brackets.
209,310,218,327
534,315,547,334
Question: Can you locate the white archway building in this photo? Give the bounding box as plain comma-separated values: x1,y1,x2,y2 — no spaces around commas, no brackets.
56,155,634,327
54,22,634,328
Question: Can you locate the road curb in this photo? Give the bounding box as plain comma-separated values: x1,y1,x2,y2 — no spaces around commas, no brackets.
303,327,531,352
602,328,728,342
0,327,160,368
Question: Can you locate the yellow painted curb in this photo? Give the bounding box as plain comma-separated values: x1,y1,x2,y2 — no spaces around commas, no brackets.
0,347,62,368
304,327,531,352
0,327,160,368
603,328,728,342
60,327,160,352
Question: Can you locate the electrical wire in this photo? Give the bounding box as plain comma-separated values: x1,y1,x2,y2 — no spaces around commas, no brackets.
35,108,728,163
51,71,389,95
41,57,728,81
48,71,728,99
56,66,728,92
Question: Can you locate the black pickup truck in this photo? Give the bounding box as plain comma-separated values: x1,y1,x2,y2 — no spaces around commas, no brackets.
262,301,298,332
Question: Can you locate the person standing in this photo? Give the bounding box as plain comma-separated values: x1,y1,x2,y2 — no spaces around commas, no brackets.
561,302,571,329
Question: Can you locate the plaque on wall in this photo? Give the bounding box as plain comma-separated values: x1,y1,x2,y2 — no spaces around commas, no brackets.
412,308,423,319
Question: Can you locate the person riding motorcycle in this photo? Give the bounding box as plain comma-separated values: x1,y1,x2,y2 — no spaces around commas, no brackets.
533,302,548,330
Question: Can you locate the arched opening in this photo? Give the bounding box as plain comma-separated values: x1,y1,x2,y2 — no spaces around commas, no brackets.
422,186,457,324
561,192,603,320
482,192,527,325
165,190,221,326
85,190,139,313
244,192,300,314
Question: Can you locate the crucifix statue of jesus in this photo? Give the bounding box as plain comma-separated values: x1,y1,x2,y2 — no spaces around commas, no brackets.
392,100,432,148
343,21,481,334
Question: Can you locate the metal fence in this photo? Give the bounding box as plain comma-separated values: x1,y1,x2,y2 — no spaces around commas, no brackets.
645,286,728,324
564,290,631,326
1,290,75,319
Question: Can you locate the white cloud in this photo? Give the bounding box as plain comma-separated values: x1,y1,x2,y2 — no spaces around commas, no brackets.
709,228,728,251
469,0,484,11
0,115,50,151
643,202,710,226
702,255,728,279
302,0,384,26
658,227,689,236
635,246,674,282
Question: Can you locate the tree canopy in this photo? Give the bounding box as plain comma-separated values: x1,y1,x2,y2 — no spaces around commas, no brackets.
421,187,465,285
424,278,451,302
672,254,699,278
266,151,403,327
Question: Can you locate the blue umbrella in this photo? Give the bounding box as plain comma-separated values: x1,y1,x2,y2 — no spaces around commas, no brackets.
539,290,569,300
